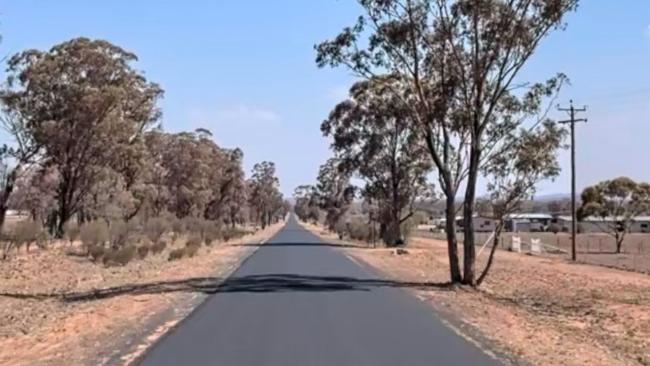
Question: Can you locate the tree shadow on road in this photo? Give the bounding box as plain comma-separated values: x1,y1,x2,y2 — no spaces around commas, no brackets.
0,274,453,303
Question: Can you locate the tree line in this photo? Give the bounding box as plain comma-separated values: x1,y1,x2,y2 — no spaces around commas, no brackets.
296,0,580,286
0,37,288,260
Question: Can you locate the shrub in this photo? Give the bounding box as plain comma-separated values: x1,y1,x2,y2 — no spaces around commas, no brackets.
64,221,80,245
182,234,203,258
183,217,216,242
171,218,185,234
136,246,150,260
185,235,202,248
12,220,45,252
80,221,109,248
222,227,249,242
334,220,348,240
168,248,185,261
221,230,231,242
108,220,133,248
185,244,199,257
35,228,51,249
151,239,167,255
103,245,136,266
137,239,152,260
204,225,223,246
171,218,185,240
145,217,168,243
182,217,202,234
348,219,371,242
88,245,106,262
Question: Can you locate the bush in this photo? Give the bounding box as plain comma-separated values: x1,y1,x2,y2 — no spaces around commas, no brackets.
171,218,184,241
103,245,137,266
64,221,80,245
182,217,203,234
108,220,140,248
185,235,202,248
182,234,203,258
109,221,129,248
80,221,109,248
222,227,249,242
348,219,371,242
151,239,167,255
204,229,220,246
137,245,150,260
168,248,185,261
88,245,106,262
183,217,216,243
145,217,168,243
171,217,184,232
35,228,50,249
12,220,46,251
334,220,348,240
184,244,199,257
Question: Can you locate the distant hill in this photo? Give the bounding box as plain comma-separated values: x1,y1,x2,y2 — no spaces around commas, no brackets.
533,193,571,202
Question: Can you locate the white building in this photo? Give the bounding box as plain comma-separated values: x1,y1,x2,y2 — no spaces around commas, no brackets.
551,215,650,234
505,213,553,232
437,215,497,232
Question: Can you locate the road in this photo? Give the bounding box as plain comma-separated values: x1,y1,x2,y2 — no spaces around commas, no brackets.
137,216,503,366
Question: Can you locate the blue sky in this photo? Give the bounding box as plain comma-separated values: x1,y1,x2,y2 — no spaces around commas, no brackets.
1,1,649,197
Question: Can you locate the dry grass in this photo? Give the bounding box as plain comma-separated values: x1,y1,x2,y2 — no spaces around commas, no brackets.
0,222,283,366
306,223,650,366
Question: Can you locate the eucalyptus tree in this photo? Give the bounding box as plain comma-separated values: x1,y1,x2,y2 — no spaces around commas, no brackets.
0,111,41,231
9,165,58,225
294,185,320,223
579,178,650,254
316,0,578,284
477,121,565,285
314,158,356,231
220,148,248,228
322,76,433,246
249,161,282,228
1,38,163,236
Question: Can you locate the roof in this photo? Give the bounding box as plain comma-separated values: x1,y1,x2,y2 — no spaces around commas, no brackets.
582,216,650,222
506,213,553,220
439,215,494,222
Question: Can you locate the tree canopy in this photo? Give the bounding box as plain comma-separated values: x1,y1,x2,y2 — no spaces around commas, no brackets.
316,0,577,285
580,177,650,253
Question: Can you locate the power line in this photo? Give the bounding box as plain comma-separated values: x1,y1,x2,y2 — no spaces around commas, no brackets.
558,100,587,262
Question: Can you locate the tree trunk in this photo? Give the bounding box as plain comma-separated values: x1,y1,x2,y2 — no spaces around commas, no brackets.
477,222,503,286
444,193,462,283
55,198,73,239
462,147,480,286
615,233,624,254
0,168,19,235
383,222,402,247
56,216,66,239
383,206,403,247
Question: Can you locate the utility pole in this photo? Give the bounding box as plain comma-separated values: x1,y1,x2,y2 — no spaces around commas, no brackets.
558,100,587,262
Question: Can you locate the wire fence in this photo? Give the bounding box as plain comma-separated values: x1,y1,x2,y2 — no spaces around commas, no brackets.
415,230,650,274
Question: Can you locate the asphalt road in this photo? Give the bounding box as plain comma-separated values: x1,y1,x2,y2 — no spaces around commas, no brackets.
137,216,503,366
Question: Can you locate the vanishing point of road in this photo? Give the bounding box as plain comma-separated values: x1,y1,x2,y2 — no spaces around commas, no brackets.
137,216,504,366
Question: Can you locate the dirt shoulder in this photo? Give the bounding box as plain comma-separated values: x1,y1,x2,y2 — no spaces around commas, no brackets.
304,223,650,366
0,222,284,366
